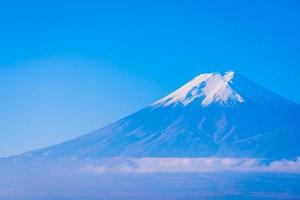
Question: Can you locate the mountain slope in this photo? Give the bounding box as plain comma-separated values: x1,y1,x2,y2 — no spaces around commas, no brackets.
18,71,300,160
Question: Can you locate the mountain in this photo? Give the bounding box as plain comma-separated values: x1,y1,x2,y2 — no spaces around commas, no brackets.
17,71,300,160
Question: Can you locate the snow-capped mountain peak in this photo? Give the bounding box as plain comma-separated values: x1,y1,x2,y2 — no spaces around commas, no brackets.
17,70,300,160
153,71,244,107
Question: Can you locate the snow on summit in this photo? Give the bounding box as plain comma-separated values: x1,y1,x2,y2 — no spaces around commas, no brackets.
154,71,244,107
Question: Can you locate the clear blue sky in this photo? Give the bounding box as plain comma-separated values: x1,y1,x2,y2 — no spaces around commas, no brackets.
0,0,300,157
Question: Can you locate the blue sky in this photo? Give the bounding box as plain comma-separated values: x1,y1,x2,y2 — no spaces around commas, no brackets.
0,0,300,156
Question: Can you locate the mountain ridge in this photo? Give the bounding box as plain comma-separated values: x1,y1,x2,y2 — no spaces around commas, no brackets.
7,71,300,161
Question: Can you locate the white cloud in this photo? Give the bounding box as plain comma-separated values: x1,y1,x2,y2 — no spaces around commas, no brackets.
266,157,300,173
81,165,107,174
81,157,300,174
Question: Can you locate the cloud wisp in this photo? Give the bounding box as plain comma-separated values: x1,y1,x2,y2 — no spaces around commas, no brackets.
81,157,300,174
